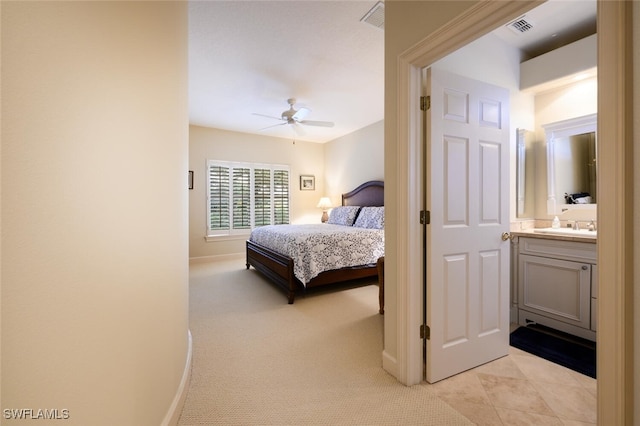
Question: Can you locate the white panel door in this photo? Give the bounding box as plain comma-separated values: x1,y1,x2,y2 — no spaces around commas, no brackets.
426,68,510,383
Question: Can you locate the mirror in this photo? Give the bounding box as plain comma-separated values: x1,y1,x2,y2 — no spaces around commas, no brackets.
543,113,597,215
516,128,535,218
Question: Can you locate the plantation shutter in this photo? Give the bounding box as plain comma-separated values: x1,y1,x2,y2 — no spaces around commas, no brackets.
273,169,290,225
207,160,290,237
232,168,251,229
209,166,230,231
254,168,272,227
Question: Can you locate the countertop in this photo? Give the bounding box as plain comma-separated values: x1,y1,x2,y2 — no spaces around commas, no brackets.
511,229,597,244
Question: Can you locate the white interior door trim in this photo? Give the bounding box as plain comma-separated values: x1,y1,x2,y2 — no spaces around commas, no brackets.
395,0,542,387
393,59,423,386
596,1,634,423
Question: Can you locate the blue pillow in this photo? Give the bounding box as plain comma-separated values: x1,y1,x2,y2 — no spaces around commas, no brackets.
327,206,361,226
353,206,384,229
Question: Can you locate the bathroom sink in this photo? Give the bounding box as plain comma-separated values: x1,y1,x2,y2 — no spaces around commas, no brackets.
533,227,597,238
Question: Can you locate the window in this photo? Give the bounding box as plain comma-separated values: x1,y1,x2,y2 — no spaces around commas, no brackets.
207,160,290,237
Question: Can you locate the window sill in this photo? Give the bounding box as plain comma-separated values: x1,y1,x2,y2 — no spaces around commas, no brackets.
204,233,250,243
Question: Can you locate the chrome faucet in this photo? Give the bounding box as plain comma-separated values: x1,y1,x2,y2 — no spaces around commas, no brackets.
588,220,596,231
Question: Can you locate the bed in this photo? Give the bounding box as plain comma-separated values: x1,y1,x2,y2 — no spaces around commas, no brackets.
246,180,384,304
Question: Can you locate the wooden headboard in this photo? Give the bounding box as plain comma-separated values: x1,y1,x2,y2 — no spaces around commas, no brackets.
341,180,384,207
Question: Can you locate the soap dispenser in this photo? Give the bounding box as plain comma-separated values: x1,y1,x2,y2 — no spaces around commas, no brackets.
552,216,561,229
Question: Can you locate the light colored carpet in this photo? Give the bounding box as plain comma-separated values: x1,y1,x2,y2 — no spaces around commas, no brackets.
178,258,472,425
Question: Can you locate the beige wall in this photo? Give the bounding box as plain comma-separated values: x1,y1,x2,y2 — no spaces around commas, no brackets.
323,120,384,204
634,2,640,422
189,125,326,259
1,3,190,425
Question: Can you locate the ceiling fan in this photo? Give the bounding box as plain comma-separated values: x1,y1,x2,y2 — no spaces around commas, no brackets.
253,98,335,132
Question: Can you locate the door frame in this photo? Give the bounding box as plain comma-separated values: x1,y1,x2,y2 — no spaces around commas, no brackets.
393,0,633,423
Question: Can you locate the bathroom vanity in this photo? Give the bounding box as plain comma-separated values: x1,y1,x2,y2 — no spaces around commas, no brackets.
511,231,597,341
512,110,598,341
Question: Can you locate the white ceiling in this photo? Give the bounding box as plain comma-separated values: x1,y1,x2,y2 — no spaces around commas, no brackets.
188,0,596,143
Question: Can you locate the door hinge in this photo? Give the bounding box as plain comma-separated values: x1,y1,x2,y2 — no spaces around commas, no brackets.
420,324,431,340
420,210,430,224
420,95,431,111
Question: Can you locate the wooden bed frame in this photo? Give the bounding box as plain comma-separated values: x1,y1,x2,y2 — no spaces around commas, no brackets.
246,180,384,304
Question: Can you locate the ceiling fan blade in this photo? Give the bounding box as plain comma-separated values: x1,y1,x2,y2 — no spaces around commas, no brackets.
292,107,310,121
299,120,335,128
252,112,284,121
292,122,306,136
259,122,288,131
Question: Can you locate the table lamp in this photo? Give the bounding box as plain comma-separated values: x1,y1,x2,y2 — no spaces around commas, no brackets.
317,197,333,223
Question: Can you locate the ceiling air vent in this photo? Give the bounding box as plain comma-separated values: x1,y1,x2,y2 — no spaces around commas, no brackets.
507,16,534,34
361,1,384,30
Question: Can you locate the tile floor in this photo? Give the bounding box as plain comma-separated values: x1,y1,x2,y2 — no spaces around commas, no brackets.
431,332,597,425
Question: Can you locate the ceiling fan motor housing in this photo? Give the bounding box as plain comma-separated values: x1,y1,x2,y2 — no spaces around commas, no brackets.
282,109,295,121
282,98,297,121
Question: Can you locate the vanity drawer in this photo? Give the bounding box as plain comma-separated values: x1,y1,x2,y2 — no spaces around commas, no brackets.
519,237,596,263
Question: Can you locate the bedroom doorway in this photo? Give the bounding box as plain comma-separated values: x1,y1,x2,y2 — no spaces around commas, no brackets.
393,0,632,421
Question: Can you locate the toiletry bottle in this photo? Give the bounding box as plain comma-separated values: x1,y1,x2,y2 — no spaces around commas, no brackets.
552,216,560,229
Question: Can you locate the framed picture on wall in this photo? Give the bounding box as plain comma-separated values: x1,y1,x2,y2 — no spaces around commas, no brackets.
300,175,315,190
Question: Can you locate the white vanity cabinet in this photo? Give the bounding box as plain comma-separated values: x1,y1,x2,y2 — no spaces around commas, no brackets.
516,236,596,341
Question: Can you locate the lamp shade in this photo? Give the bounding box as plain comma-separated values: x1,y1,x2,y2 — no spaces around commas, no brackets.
316,197,333,209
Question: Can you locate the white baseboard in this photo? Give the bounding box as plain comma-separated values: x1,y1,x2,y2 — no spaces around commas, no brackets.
382,349,398,379
189,253,244,264
161,330,193,426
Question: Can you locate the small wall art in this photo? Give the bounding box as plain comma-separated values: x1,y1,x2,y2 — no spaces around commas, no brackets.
300,175,315,191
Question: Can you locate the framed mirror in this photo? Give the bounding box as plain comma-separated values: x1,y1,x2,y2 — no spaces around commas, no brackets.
543,113,597,215
516,128,535,218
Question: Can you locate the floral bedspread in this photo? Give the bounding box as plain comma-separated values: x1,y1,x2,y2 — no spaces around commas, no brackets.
249,224,385,285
